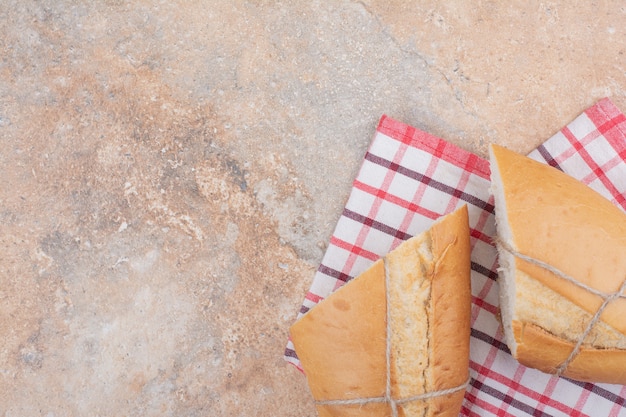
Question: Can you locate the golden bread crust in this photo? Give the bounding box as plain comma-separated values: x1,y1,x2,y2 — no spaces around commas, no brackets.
513,321,626,385
429,205,471,416
490,144,626,384
289,260,388,402
490,144,626,334
290,206,471,416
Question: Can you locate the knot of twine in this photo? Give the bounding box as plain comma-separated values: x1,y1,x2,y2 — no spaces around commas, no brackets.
496,239,626,377
315,256,470,416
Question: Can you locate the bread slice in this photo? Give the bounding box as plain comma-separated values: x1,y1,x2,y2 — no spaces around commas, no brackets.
489,144,626,384
290,205,471,417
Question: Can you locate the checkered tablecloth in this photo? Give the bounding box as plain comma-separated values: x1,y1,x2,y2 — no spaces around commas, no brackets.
285,97,626,416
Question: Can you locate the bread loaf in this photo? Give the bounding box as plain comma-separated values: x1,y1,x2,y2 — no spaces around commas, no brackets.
489,144,626,384
290,205,471,417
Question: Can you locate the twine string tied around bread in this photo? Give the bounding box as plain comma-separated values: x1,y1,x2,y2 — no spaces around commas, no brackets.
313,377,471,408
496,239,626,377
315,256,470,414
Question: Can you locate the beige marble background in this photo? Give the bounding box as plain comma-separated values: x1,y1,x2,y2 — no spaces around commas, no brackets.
0,1,624,416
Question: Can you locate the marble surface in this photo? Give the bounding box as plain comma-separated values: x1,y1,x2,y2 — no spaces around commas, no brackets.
0,1,624,416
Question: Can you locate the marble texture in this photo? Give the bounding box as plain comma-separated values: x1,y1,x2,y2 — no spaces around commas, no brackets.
0,1,624,416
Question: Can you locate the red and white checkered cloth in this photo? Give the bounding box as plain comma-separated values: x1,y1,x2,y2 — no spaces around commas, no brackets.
284,97,626,416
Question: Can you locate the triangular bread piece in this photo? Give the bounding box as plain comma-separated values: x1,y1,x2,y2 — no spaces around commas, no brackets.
290,206,471,417
489,144,626,384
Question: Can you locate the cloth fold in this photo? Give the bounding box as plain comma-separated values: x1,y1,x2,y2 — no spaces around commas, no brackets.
285,97,626,416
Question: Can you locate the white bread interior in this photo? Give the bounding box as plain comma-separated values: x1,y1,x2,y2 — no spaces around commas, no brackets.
290,206,471,417
488,146,518,357
489,144,626,384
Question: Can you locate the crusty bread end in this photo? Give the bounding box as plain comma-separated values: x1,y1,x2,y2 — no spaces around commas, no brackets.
489,143,626,384
290,206,471,416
